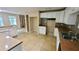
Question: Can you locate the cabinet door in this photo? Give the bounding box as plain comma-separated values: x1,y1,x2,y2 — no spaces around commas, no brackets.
59,11,64,23
69,7,79,14
55,11,64,23
64,8,77,25
40,12,56,18
40,11,65,23
55,12,60,23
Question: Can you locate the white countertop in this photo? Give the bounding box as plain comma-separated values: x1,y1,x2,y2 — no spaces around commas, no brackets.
0,33,22,51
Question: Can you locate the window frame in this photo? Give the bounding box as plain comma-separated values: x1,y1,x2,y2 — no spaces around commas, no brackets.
0,16,4,27
8,16,17,26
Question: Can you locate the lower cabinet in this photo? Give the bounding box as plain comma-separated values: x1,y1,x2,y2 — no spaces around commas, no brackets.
38,26,46,35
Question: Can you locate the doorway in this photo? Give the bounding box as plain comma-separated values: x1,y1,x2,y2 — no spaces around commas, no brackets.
30,17,37,33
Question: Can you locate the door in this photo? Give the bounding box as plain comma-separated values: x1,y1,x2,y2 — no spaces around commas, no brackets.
30,17,37,33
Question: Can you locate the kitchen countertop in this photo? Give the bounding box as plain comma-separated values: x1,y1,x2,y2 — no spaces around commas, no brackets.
0,33,22,51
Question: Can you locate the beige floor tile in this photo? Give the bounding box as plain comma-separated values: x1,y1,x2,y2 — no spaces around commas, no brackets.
15,32,56,51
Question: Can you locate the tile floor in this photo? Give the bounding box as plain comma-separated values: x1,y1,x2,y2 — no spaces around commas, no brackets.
15,32,56,51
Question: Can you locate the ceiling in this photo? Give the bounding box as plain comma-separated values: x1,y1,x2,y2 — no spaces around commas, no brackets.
0,7,64,15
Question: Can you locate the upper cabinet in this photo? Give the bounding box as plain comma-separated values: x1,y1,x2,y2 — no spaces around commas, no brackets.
40,11,65,23
56,11,64,23
40,7,79,25
65,7,79,14
40,12,56,18
64,7,79,25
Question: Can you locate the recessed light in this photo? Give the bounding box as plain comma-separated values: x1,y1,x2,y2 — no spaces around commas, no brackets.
6,36,10,38
5,45,8,48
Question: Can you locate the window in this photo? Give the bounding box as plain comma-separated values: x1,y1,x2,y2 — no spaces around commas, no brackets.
0,16,4,26
9,16,17,25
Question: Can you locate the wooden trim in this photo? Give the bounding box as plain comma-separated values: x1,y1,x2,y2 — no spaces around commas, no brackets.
39,8,66,13
38,11,41,25
26,15,29,32
58,43,61,51
19,15,25,28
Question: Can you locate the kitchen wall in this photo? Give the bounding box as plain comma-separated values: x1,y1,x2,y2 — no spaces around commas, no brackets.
0,12,20,28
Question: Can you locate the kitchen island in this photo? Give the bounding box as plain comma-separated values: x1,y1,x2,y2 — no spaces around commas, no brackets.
0,33,23,51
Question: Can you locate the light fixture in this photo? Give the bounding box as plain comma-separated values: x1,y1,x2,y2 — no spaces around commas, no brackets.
6,36,10,39
5,45,8,48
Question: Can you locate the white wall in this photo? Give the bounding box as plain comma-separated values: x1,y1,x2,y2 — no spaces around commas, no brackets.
0,12,20,28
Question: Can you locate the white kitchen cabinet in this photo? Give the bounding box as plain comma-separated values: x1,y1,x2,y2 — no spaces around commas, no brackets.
59,11,64,23
64,15,76,25
40,11,65,23
64,8,78,25
55,12,60,23
56,11,64,23
40,12,56,18
40,7,79,25
65,7,79,14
